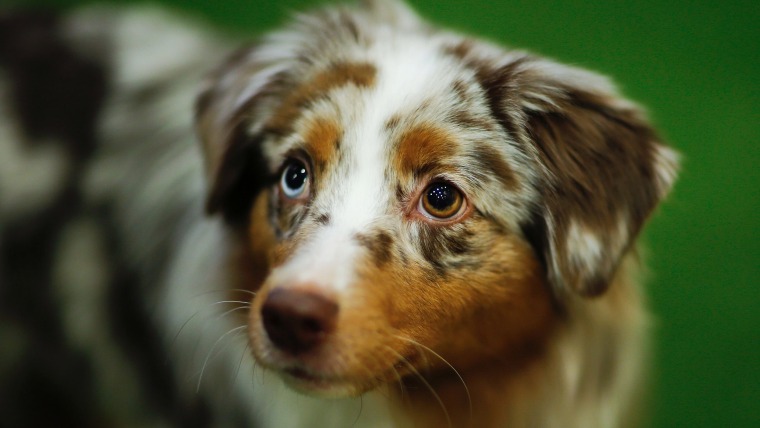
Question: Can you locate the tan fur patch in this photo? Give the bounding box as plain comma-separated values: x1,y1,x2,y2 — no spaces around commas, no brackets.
238,191,304,299
345,231,558,428
303,118,342,171
394,123,457,176
266,62,376,134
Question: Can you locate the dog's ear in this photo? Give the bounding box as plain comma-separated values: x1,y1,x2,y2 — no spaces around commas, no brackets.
194,1,410,225
480,56,679,296
194,43,297,224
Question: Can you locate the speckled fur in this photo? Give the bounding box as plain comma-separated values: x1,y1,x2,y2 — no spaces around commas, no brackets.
0,2,677,427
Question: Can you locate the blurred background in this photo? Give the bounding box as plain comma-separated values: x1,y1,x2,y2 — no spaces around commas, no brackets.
7,0,759,426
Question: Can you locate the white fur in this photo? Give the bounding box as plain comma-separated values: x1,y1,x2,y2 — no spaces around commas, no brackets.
566,219,604,276
652,144,681,198
73,2,665,426
0,76,70,220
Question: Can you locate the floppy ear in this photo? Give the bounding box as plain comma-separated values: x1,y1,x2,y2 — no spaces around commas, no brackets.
194,2,410,225
194,41,299,224
480,57,679,296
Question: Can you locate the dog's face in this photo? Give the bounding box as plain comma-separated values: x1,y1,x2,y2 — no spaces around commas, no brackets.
195,1,677,398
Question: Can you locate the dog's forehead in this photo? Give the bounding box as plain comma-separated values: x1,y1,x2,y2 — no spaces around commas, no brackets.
286,47,475,214
282,46,525,223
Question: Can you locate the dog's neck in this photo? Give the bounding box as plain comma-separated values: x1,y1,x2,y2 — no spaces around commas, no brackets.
388,255,647,428
390,351,549,428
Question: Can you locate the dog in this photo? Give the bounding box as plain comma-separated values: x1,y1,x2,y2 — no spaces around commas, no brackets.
0,1,678,427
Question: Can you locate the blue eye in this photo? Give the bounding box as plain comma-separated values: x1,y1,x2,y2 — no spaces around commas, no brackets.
280,160,309,199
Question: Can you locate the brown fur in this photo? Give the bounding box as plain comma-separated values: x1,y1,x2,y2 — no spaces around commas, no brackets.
265,62,376,135
303,117,343,174
192,2,677,426
394,123,457,177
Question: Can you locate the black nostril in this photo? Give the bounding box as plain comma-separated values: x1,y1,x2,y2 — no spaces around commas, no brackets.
261,288,339,355
300,318,322,334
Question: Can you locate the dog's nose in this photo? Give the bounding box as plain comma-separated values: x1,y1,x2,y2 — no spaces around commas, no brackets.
261,288,338,355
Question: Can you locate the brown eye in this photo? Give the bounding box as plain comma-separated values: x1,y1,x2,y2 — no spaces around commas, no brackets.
420,182,464,219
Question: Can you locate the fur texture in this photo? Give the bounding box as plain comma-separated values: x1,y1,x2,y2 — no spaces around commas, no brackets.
0,2,678,427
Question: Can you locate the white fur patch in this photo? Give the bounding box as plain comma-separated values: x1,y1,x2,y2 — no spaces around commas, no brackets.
566,219,603,276
0,77,70,219
0,135,70,219
274,226,363,293
652,144,680,198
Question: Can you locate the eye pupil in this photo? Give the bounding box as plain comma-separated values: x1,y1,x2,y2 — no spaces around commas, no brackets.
281,160,309,198
285,164,307,189
426,184,456,211
421,182,463,219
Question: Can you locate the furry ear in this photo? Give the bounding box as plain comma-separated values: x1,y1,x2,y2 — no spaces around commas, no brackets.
478,56,679,296
194,3,394,224
194,41,299,224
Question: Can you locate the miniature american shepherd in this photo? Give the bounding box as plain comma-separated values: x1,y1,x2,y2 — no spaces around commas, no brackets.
0,1,678,427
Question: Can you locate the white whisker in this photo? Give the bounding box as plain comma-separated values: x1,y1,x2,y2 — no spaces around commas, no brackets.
385,346,452,428
214,305,250,321
211,300,251,306
196,325,247,392
394,334,472,425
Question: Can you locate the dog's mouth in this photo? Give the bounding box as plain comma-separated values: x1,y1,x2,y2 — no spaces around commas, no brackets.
277,365,374,397
265,354,418,398
283,367,332,387
248,288,427,397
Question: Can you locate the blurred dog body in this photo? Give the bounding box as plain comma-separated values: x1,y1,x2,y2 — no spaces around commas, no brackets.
0,2,677,427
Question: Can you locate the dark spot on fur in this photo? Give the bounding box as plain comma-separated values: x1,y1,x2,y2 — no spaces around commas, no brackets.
472,56,530,140
417,225,472,272
520,213,549,273
399,248,409,265
195,85,214,119
314,213,331,225
205,123,272,226
395,184,406,201
277,205,310,237
0,10,107,160
472,145,517,189
385,114,402,132
450,110,494,131
442,40,475,60
338,11,361,42
451,79,470,101
268,192,285,239
355,231,394,267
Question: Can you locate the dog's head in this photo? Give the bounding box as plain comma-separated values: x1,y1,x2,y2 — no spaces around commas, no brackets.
195,1,677,397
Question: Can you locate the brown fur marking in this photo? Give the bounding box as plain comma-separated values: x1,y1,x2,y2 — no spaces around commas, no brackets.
394,123,458,177
526,89,660,295
303,118,343,173
266,62,376,135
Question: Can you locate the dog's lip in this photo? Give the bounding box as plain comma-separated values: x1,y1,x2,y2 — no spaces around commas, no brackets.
278,354,416,392
276,361,403,397
279,366,364,396
281,365,347,386
285,367,323,382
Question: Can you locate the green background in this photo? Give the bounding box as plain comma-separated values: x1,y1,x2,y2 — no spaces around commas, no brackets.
21,0,760,426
